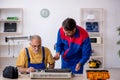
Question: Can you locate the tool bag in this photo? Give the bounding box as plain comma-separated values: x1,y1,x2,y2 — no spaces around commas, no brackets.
3,66,18,79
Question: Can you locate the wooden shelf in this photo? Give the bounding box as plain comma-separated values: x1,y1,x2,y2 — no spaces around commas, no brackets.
81,8,105,69
0,8,23,57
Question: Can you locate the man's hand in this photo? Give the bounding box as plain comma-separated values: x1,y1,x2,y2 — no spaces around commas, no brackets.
75,62,81,71
49,63,55,69
17,67,36,73
53,52,60,60
26,67,36,73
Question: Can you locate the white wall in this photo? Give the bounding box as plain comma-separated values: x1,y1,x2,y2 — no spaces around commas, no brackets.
0,0,120,68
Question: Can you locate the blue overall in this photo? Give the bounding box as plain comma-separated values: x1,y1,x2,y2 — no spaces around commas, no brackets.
25,47,46,70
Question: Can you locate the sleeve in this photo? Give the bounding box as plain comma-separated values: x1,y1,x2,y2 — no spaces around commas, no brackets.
56,29,63,53
45,47,55,64
79,37,92,65
16,48,28,68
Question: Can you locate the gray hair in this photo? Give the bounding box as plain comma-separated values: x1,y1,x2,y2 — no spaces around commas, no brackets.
30,35,41,41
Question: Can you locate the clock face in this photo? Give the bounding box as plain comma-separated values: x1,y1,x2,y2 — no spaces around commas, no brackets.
40,9,50,18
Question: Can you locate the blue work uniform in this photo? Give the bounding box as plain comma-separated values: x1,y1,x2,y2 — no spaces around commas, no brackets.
56,26,92,74
25,47,46,70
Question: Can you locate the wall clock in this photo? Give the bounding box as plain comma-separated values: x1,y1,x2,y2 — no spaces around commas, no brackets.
40,8,50,18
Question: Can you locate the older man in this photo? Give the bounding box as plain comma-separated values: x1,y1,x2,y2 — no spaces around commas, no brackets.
16,35,55,73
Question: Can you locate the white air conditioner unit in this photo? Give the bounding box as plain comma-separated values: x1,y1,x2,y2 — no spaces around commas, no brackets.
30,72,72,79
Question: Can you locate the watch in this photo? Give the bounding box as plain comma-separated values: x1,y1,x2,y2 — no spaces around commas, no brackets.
40,8,50,18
